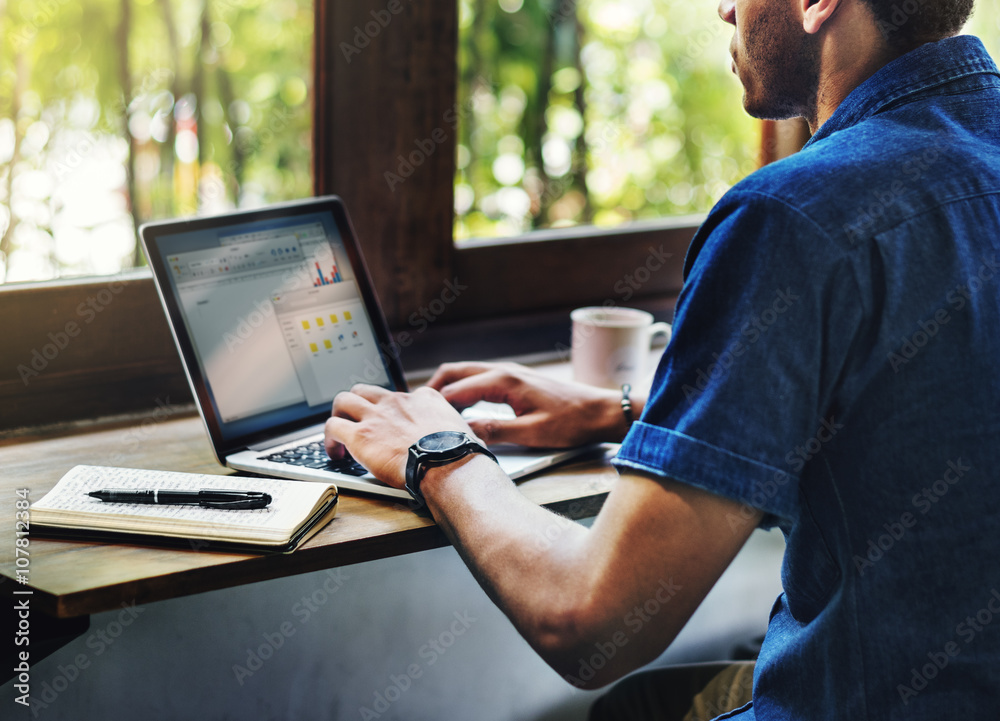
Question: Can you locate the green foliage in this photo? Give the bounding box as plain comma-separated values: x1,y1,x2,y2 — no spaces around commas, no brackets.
0,0,312,282
455,0,760,240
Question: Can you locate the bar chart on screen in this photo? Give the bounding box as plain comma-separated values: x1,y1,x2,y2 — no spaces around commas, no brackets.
313,253,344,286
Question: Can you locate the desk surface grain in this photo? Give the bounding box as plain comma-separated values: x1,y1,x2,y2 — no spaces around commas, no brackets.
0,413,616,618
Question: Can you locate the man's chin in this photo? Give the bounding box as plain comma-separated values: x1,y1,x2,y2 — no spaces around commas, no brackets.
742,94,803,122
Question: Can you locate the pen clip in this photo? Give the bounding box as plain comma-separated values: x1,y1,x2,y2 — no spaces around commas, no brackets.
198,491,272,510
198,498,268,509
199,498,269,509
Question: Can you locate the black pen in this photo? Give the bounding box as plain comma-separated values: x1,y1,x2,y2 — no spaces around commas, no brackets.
88,488,272,510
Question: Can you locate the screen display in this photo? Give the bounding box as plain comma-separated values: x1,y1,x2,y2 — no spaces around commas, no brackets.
147,206,398,444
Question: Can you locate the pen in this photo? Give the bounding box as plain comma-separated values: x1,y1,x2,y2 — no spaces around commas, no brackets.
87,489,272,510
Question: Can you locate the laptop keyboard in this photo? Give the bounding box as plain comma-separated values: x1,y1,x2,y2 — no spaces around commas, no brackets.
260,440,369,476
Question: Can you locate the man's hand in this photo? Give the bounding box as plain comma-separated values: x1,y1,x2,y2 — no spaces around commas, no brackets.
426,361,639,448
324,384,475,488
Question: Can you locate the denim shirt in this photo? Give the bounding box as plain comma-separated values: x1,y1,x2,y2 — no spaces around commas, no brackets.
614,35,1000,720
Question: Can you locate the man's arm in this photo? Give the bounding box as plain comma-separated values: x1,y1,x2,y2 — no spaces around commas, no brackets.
325,384,761,688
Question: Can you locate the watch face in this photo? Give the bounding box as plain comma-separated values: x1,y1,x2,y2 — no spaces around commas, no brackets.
418,430,467,452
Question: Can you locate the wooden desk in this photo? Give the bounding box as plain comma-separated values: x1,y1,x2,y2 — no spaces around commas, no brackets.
0,413,616,619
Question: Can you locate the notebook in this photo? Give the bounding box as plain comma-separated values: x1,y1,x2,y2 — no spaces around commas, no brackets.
140,196,595,499
32,465,338,554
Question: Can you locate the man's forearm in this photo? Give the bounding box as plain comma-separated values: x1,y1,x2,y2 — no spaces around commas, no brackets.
419,455,595,663
416,455,749,688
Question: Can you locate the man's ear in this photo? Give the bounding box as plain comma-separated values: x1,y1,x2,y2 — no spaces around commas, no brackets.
802,0,842,34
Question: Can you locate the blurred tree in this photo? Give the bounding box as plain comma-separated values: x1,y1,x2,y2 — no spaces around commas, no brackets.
0,0,313,283
455,0,763,240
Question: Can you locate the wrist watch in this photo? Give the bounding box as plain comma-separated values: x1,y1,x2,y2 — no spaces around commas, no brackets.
405,430,498,502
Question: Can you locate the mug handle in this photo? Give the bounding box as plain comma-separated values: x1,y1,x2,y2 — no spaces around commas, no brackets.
648,322,672,347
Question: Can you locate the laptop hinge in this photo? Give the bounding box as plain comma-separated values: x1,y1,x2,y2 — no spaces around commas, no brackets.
247,423,325,452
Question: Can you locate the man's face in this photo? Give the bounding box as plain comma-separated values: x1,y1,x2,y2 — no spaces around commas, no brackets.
719,0,821,120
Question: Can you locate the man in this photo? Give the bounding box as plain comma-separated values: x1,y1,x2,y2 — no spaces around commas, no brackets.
326,0,1000,717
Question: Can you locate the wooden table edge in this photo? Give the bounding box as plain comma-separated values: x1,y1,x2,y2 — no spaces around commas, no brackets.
3,489,609,619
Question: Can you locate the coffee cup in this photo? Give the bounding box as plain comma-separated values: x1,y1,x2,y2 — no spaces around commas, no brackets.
570,307,671,390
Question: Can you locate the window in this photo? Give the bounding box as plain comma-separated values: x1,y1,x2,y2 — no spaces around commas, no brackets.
315,0,713,337
0,0,313,284
454,0,759,240
7,0,999,429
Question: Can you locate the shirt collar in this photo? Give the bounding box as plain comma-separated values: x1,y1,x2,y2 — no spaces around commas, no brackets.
805,34,1000,147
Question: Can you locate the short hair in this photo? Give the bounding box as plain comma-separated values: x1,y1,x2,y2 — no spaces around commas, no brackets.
861,0,976,49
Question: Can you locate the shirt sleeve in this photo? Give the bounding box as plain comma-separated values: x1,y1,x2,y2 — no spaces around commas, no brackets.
612,189,866,530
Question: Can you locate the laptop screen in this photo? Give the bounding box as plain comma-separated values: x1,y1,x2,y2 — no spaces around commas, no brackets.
142,198,405,452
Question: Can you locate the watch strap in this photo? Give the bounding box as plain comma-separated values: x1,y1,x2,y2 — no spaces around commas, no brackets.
404,436,497,502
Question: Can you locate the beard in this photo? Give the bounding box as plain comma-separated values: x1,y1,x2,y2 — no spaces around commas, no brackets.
734,3,821,121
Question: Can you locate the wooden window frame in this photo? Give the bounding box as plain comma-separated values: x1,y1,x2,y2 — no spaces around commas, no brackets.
0,0,805,432
313,0,692,329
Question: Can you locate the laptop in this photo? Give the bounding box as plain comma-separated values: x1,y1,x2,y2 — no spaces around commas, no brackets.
140,196,596,500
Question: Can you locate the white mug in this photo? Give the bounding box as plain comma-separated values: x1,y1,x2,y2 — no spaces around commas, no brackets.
571,307,671,390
